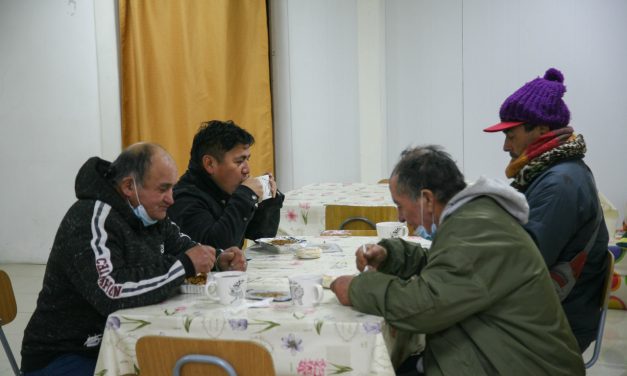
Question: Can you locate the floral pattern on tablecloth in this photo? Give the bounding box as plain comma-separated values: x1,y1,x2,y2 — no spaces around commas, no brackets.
94,236,398,376
279,183,394,236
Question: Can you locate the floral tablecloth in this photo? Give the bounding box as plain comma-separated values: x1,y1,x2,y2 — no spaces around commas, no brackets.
279,183,395,236
94,236,407,376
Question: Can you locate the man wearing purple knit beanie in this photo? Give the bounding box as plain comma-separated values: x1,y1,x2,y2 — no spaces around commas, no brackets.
484,68,609,352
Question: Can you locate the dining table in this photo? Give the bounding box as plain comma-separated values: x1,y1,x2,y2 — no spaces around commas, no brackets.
278,183,395,236
94,235,430,376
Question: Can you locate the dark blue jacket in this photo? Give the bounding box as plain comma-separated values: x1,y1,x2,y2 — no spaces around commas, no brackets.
523,159,609,351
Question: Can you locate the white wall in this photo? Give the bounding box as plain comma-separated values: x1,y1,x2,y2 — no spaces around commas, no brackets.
271,0,362,189
272,0,627,229
2,1,626,263
0,0,120,263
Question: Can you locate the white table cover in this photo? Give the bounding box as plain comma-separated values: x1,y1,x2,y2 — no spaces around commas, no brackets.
94,236,411,376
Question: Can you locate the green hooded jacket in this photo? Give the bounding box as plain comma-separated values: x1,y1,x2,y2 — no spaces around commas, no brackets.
349,178,584,375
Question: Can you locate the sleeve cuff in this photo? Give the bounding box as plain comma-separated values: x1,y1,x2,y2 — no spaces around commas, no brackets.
234,185,259,204
349,272,396,315
178,253,196,277
213,248,224,271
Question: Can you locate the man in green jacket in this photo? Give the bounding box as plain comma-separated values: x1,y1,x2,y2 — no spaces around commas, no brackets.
331,146,583,376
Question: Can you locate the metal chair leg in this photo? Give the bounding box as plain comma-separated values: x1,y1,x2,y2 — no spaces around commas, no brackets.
0,327,21,375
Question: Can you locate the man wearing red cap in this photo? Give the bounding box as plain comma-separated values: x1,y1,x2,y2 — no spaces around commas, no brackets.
484,68,609,352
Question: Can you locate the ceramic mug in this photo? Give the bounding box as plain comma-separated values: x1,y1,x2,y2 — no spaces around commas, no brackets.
288,274,323,307
204,271,247,305
258,174,272,201
376,221,408,238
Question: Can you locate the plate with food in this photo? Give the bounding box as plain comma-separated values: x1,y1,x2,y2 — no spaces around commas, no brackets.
180,273,207,294
295,246,322,259
254,237,306,253
246,289,291,302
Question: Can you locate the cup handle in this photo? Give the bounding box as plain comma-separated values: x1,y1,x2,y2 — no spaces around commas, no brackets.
314,284,324,304
204,278,219,301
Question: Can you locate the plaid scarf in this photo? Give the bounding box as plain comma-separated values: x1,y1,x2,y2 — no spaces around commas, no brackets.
506,126,587,191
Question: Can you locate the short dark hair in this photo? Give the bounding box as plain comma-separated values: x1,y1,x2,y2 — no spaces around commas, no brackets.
107,143,162,186
523,123,541,132
190,120,255,167
391,145,466,203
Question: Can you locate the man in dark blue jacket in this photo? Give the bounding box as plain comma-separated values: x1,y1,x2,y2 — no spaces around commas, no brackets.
484,68,609,351
168,120,284,249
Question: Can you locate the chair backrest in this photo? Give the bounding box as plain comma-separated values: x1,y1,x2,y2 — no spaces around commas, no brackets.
325,205,398,231
584,250,615,368
0,270,17,326
345,229,378,236
136,336,276,376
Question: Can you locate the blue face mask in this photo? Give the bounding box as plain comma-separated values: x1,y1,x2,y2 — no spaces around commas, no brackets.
414,191,437,240
415,223,437,241
131,178,158,227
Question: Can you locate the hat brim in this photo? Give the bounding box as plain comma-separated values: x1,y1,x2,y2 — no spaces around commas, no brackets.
483,121,525,133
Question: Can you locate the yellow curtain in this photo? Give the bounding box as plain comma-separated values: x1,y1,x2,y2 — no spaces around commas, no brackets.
119,0,274,176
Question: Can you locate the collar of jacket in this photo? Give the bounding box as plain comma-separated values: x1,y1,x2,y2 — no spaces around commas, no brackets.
185,167,231,204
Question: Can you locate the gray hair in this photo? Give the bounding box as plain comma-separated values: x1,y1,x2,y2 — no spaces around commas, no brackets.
391,145,466,203
107,143,166,186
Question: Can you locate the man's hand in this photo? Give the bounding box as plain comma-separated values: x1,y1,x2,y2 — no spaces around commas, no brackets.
242,173,277,202
217,247,247,271
330,275,354,306
355,244,387,272
185,244,216,274
241,176,264,201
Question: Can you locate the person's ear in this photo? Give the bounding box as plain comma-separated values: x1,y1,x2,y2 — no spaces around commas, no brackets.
536,125,551,135
119,176,135,200
202,155,217,174
420,189,436,212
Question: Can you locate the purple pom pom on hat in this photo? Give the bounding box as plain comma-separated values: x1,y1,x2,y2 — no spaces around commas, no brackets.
484,68,570,132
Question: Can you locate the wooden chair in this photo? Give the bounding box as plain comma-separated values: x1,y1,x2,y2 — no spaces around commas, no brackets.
0,270,20,376
325,205,398,232
136,336,275,376
377,178,389,184
584,250,615,368
345,229,378,236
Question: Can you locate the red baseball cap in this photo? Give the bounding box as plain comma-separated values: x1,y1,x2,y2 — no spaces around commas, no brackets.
483,121,525,133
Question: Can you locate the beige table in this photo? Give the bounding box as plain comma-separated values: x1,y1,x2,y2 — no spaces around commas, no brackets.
278,183,395,236
94,236,407,376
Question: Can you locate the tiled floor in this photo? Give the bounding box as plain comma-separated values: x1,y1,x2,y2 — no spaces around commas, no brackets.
0,263,626,375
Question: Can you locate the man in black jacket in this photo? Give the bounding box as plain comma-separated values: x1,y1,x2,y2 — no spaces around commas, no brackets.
21,143,246,375
168,120,284,249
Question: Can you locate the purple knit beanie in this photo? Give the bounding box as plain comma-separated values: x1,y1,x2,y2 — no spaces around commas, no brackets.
484,68,570,132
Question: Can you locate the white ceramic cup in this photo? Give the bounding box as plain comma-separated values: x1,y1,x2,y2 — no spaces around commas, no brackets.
288,274,324,307
376,221,408,238
204,271,247,305
257,175,272,201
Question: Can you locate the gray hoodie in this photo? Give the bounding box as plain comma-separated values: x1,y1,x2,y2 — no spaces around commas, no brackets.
441,176,529,225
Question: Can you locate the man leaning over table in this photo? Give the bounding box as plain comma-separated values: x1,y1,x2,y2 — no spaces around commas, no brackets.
483,67,609,352
168,120,284,249
20,143,246,376
331,146,584,376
